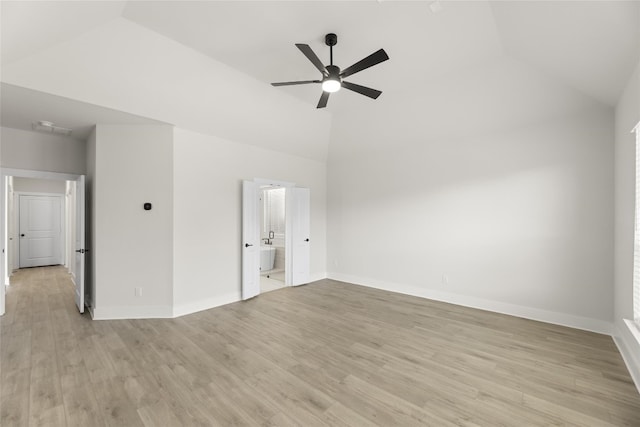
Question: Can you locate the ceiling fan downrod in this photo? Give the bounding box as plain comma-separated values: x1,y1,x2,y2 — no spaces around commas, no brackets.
325,33,337,67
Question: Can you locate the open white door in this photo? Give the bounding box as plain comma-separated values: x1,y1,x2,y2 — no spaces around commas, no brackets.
242,180,260,300
74,175,85,313
290,187,310,286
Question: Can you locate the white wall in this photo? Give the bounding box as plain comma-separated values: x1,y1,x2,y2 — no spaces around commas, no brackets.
0,127,86,174
1,18,331,162
13,177,66,194
91,124,173,319
613,60,640,388
172,127,327,316
328,106,614,333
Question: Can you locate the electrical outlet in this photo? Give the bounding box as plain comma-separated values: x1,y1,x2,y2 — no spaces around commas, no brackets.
134,287,143,297
442,274,449,285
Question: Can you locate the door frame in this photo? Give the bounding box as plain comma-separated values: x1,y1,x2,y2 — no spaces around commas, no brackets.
1,168,82,316
16,192,65,269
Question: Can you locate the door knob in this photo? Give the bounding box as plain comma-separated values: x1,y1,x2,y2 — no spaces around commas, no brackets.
245,243,253,248
20,234,25,237
304,238,309,242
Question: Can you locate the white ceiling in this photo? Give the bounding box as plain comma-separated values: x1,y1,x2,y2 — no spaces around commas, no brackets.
0,83,166,141
491,1,640,105
120,0,639,107
0,1,638,149
1,1,127,65
121,1,505,109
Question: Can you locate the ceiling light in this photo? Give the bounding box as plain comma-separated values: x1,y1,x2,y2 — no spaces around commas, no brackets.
32,120,72,136
322,79,341,93
322,64,342,93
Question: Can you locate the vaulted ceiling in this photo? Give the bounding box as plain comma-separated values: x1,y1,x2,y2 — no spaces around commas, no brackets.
1,1,638,159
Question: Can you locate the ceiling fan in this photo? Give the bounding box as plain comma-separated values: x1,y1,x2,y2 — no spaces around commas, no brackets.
271,33,389,109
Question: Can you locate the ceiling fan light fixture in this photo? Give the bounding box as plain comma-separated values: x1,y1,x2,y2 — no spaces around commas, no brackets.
322,78,341,93
271,33,389,108
322,64,342,93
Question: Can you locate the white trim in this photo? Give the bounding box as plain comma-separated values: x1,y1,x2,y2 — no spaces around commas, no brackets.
327,272,613,335
632,120,639,134
172,292,240,318
91,305,173,320
1,168,79,181
625,318,640,346
253,178,295,188
613,320,640,394
309,272,327,283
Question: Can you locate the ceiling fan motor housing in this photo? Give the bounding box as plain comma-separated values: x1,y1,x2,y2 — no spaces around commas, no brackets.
325,65,341,80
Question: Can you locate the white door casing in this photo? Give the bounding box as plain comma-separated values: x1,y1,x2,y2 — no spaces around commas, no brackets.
1,176,6,316
19,194,63,268
290,187,310,286
7,179,15,275
74,175,86,314
242,180,260,300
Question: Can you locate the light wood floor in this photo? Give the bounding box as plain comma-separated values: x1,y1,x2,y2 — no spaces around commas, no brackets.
2,266,639,426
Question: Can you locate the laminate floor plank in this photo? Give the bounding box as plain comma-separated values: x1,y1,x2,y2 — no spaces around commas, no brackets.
2,266,639,426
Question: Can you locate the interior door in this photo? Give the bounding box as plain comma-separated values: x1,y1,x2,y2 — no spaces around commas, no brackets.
74,176,86,314
242,180,260,300
19,195,63,268
290,187,310,286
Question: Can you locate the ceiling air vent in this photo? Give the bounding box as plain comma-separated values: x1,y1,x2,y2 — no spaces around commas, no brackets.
32,120,72,136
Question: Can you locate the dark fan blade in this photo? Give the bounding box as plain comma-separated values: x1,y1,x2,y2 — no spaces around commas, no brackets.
340,49,389,79
341,81,382,99
317,91,330,109
271,80,320,87
296,44,328,75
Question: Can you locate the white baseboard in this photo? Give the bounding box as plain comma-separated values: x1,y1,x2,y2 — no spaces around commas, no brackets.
172,292,240,318
327,272,613,335
613,321,640,394
92,304,173,320
309,272,327,283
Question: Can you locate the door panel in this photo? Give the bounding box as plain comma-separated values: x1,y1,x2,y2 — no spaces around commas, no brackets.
290,187,310,286
242,180,260,300
19,195,62,268
74,176,85,314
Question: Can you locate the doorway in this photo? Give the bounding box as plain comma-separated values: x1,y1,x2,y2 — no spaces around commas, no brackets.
259,186,286,293
241,179,310,300
1,168,86,316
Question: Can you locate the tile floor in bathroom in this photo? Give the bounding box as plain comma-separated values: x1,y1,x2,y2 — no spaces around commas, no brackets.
260,268,286,293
